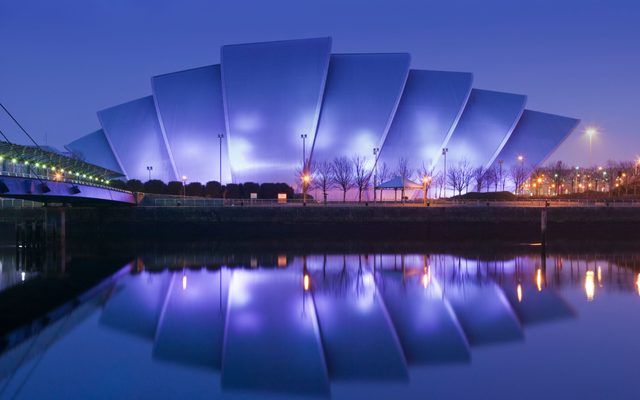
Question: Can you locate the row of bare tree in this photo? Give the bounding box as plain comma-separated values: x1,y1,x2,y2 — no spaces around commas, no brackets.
301,155,640,201
306,156,374,203
301,156,536,201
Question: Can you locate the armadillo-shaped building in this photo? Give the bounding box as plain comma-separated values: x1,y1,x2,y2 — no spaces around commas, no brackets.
66,38,579,188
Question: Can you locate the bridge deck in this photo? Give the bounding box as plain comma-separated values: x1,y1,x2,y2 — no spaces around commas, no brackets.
0,175,136,205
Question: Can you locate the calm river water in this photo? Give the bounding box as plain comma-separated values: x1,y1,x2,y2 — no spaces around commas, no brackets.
1,241,639,399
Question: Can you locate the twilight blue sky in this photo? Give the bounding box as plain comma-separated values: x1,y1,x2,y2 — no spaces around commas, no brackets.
0,0,638,166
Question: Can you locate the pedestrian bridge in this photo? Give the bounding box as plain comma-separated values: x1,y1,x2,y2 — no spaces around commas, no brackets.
0,142,136,205
0,174,136,205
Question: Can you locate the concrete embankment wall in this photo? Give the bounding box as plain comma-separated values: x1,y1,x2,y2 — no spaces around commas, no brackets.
2,206,639,242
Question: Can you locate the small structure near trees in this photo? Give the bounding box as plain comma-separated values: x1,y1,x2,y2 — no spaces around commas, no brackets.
375,176,423,201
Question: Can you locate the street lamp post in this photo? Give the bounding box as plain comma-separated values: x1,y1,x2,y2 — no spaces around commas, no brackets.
442,148,448,198
373,147,379,202
217,134,224,184
146,165,153,181
181,175,187,199
301,134,308,205
498,159,504,191
517,155,524,194
300,134,308,168
586,127,597,167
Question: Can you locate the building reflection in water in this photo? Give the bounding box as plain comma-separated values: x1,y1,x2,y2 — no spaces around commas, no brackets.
1,249,640,398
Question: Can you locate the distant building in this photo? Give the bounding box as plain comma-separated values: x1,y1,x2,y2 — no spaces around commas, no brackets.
66,38,579,192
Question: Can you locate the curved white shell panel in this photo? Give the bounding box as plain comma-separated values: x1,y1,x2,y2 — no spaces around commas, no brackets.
152,65,231,184
65,129,123,174
97,96,177,182
221,38,331,184
492,109,579,171
311,53,410,167
444,89,526,169
378,70,473,172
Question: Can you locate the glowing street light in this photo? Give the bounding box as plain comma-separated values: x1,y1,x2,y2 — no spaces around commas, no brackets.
422,175,431,206
302,173,310,205
517,154,524,162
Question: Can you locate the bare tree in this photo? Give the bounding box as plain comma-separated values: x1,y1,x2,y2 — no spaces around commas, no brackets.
418,162,435,197
352,155,372,202
447,165,463,195
461,161,474,194
530,167,545,196
473,166,486,192
484,166,497,192
496,160,506,191
312,160,333,204
331,156,355,202
375,161,391,200
549,160,569,196
510,163,530,195
618,160,635,195
448,160,474,196
433,171,444,198
396,158,413,201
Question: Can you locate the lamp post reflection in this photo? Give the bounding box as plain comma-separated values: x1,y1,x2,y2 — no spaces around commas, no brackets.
304,273,310,292
517,283,523,303
536,268,543,292
585,270,595,301
422,255,431,289
597,266,603,287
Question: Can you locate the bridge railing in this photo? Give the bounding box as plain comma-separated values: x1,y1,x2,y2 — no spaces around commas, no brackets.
0,198,42,208
0,171,131,194
144,196,640,208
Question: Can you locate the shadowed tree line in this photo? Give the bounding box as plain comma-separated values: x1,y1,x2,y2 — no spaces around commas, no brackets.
110,179,295,199
116,158,640,201
306,155,640,201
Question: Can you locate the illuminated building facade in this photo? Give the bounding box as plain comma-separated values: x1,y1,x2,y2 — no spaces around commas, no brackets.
67,38,579,188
